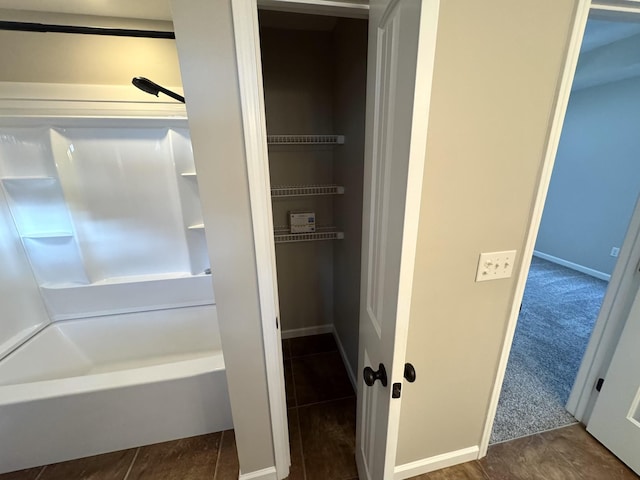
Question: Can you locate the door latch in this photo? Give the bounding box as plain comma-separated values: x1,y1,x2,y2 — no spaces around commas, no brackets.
392,382,401,398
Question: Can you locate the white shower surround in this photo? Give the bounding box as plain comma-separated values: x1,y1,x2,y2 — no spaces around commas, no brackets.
0,120,213,348
0,115,232,474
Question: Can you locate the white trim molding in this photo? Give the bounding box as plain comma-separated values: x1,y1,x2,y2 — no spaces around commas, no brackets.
239,466,279,480
281,324,333,340
393,446,480,480
478,0,592,458
230,1,291,479
533,250,611,282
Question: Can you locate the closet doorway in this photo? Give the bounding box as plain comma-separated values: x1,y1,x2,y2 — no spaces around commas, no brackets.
258,9,368,479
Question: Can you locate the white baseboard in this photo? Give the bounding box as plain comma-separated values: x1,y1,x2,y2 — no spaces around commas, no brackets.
331,326,357,390
393,446,479,479
533,250,611,282
239,466,278,480
281,324,333,340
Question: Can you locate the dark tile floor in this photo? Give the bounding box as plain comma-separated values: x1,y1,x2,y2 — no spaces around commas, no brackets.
2,333,637,480
283,334,358,480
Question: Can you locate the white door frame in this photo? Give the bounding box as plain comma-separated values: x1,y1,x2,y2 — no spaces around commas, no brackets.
480,0,640,457
230,1,289,478
229,1,370,478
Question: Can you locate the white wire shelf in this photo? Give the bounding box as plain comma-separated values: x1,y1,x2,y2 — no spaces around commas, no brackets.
271,184,345,198
267,135,345,145
274,226,344,244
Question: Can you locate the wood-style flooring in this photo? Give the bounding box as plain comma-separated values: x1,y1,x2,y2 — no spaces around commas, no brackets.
2,333,637,480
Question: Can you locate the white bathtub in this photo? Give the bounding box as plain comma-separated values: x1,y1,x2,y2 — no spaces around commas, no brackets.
0,305,233,474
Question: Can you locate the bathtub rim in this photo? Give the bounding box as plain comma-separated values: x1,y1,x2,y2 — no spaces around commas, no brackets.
0,352,225,406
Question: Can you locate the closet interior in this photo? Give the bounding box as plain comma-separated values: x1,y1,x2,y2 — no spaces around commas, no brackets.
258,10,368,378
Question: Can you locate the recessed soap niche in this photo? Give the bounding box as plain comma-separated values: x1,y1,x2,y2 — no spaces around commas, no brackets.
0,122,214,321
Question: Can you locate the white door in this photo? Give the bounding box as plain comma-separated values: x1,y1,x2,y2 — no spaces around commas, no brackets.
356,0,439,479
587,283,640,475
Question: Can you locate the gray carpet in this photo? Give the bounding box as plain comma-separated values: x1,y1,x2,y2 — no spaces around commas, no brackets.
490,256,608,444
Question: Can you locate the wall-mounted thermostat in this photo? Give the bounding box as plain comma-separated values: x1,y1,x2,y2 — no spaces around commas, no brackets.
290,212,316,233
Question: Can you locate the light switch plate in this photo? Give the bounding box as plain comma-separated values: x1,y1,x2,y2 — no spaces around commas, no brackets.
476,250,517,282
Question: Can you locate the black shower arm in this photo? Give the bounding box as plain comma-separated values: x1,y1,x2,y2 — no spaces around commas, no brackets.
132,77,185,104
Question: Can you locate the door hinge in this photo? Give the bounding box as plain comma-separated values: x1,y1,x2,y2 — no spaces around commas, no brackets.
596,378,604,392
392,382,401,398
276,316,279,329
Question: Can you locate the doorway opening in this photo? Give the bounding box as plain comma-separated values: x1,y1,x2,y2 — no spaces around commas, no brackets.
492,10,640,444
257,9,368,478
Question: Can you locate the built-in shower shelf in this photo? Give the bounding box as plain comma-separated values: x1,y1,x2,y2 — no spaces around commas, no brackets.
187,223,205,230
271,184,345,198
39,273,215,321
180,172,197,178
267,135,345,145
22,232,74,239
274,226,344,244
1,176,57,183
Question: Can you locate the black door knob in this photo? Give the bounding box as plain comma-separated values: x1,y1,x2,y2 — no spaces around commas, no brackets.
363,363,388,387
404,363,416,383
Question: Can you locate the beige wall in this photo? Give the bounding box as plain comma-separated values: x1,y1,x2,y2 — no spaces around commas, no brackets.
0,12,180,87
171,0,276,474
396,0,578,465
